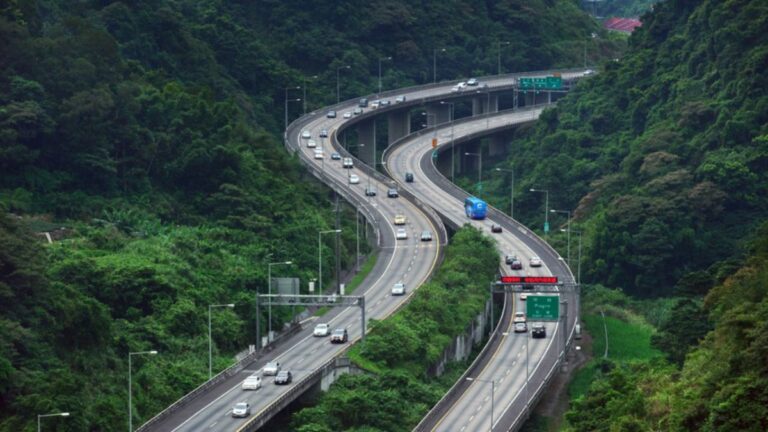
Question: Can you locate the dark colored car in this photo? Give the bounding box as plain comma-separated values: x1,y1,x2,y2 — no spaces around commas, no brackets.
387,188,399,198
331,152,341,160
331,328,349,343
326,111,337,118
274,370,293,385
405,172,414,183
532,324,546,339
358,98,368,108
491,224,503,233
510,259,523,270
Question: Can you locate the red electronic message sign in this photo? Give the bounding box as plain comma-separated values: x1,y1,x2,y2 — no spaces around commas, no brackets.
499,276,559,284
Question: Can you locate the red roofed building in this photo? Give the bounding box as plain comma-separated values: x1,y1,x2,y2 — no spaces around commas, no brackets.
603,17,642,33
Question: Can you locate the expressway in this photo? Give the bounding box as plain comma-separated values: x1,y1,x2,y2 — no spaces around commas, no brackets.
384,108,578,431
142,69,584,432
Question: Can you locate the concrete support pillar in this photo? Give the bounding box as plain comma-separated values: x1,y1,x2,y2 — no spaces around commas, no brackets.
489,94,499,112
472,94,500,116
489,135,506,156
426,103,451,126
356,119,375,165
387,111,411,145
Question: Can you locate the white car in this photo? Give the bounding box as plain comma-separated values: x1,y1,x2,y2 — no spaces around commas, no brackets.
348,174,360,184
232,402,251,418
396,228,408,240
467,78,479,86
313,323,330,337
343,111,353,118
529,256,543,267
313,150,324,159
520,292,528,301
262,361,280,376
391,282,406,296
306,139,317,148
241,375,262,390
395,95,406,103
514,322,528,333
514,311,526,323
301,130,311,139
342,157,353,169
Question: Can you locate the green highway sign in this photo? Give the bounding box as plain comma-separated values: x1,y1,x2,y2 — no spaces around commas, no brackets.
526,295,560,320
519,76,562,90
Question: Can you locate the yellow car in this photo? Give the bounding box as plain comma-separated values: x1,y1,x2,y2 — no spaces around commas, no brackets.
394,215,406,225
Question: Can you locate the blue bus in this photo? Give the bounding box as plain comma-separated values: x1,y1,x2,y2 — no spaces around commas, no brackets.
465,196,487,220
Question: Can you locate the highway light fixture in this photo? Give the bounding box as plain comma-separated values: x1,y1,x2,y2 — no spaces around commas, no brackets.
128,350,158,432
267,261,293,341
497,40,511,75
465,152,483,198
336,65,351,103
433,48,446,83
209,303,235,379
465,377,494,431
551,209,572,265
302,75,318,113
38,412,70,432
440,101,455,182
378,56,392,96
529,188,550,240
319,230,342,294
495,167,515,219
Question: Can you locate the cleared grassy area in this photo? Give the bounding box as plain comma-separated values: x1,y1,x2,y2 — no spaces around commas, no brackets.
569,313,662,400
583,314,662,362
314,250,378,317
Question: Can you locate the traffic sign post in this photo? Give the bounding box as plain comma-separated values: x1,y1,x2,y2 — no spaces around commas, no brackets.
527,295,560,320
544,221,550,233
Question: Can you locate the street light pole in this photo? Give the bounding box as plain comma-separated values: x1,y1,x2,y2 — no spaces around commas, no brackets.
466,377,495,431
497,41,510,75
209,303,235,378
433,48,446,83
564,228,583,285
302,75,317,114
465,152,482,198
38,412,69,432
267,261,292,341
378,56,391,96
284,86,300,131
128,350,157,432
529,188,549,240
318,230,342,293
441,101,455,182
551,209,572,265
495,168,514,219
336,65,351,104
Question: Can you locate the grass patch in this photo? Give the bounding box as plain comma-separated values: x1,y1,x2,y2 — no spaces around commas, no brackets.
583,314,662,362
314,251,378,318
568,362,598,399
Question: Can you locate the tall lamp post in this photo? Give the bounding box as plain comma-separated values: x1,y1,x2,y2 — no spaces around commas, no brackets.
336,65,351,103
529,188,549,240
268,261,292,340
465,377,495,431
440,101,455,182
302,75,317,114
318,229,342,293
38,412,69,432
433,48,446,83
378,56,391,96
284,86,300,131
563,228,582,285
128,350,158,432
497,41,511,75
550,209,572,265
465,152,483,198
494,168,514,219
208,303,235,379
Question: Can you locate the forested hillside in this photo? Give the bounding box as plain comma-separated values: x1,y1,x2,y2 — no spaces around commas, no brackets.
0,0,607,430
488,0,768,298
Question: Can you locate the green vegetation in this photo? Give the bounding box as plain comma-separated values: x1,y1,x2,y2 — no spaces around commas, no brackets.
482,0,768,299
564,224,768,431
288,226,499,431
583,0,659,18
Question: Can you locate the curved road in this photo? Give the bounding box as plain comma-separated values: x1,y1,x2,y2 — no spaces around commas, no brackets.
142,69,585,432
385,107,578,431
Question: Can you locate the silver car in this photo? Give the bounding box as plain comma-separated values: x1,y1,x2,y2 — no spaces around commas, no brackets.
262,361,280,376
232,402,250,417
